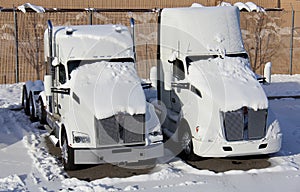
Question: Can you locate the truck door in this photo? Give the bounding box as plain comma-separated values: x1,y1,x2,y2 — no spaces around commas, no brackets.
56,64,70,115
170,59,189,113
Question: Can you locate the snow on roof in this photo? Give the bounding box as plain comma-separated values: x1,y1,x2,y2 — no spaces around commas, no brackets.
219,2,232,7
17,3,45,13
233,2,265,12
191,3,204,8
193,1,265,13
233,2,251,12
161,6,245,57
44,24,134,63
245,2,265,12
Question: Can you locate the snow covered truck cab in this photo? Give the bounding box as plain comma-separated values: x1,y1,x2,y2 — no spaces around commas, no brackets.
22,22,163,170
156,6,282,159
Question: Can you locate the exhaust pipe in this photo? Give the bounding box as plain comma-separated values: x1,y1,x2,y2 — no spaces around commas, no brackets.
47,20,54,78
130,18,136,60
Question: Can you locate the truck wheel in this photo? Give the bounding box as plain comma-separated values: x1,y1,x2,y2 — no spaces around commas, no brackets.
179,126,197,161
62,133,76,170
22,86,30,116
38,98,47,124
29,92,38,122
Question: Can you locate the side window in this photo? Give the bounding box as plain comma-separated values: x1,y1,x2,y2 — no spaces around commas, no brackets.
173,59,185,80
59,64,66,84
67,60,81,80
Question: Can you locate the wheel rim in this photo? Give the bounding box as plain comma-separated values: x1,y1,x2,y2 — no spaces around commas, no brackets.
181,131,192,155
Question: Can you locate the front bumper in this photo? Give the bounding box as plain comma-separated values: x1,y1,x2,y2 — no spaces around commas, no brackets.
74,142,164,164
193,133,282,157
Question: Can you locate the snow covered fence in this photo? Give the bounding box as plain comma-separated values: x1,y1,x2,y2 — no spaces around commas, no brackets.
0,8,159,84
0,6,299,84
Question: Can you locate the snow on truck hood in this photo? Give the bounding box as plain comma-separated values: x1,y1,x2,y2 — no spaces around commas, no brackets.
67,61,146,119
188,56,268,112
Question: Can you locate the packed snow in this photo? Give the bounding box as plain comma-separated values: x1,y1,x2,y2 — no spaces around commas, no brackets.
0,75,300,191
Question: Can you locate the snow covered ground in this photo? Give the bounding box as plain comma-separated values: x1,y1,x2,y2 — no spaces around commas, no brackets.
0,75,300,191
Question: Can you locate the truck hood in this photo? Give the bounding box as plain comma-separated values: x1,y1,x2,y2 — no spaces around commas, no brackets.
188,56,268,112
67,61,146,119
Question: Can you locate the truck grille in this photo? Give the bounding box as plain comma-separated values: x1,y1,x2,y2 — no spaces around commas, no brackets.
223,108,267,141
94,114,145,147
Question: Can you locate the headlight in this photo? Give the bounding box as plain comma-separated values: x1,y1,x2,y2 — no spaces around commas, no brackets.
72,131,91,143
148,131,163,144
149,131,162,136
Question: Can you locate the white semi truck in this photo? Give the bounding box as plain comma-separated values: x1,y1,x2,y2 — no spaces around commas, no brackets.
22,21,163,170
153,6,282,159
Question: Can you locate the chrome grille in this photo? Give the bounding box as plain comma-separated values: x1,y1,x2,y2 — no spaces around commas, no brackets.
95,114,145,147
223,108,267,141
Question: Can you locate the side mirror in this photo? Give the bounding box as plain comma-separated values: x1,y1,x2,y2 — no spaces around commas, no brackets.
52,57,59,67
173,59,185,80
264,62,272,83
168,51,178,63
150,66,157,88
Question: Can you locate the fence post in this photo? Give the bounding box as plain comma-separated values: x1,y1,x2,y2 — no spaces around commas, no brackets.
290,7,295,75
14,8,19,83
89,9,93,25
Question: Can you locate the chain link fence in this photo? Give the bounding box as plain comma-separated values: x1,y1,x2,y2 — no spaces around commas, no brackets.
0,9,299,84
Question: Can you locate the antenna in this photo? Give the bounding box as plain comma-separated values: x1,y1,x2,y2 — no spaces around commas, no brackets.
130,18,136,60
177,41,180,58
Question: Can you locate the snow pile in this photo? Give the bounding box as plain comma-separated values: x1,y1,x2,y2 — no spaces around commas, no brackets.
0,84,23,109
68,61,146,119
189,56,268,111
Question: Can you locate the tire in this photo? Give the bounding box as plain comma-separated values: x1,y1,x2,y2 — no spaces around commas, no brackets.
178,122,197,161
38,98,47,124
61,133,76,170
22,86,30,116
29,92,38,122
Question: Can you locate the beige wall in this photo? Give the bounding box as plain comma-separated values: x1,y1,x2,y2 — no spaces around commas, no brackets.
1,1,300,83
0,0,281,9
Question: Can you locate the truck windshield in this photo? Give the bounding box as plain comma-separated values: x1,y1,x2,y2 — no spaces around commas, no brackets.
186,53,248,66
67,58,134,79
